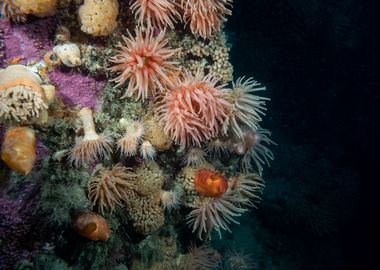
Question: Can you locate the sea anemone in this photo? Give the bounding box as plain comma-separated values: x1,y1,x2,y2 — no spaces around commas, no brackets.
69,107,113,167
224,77,269,138
180,244,221,270
88,164,137,214
139,140,156,160
130,0,180,30
238,128,275,175
182,147,206,167
224,249,256,270
230,173,265,207
1,0,27,22
205,138,229,157
108,28,178,100
181,0,233,39
117,119,144,157
194,168,228,197
156,70,231,147
186,190,247,239
160,190,180,211
0,65,48,123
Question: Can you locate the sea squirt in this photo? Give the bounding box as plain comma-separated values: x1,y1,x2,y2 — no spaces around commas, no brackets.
1,126,36,175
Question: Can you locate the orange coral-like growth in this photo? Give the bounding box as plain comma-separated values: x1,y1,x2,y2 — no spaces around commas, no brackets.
182,0,233,38
194,169,228,197
157,70,231,147
131,0,180,30
108,28,178,100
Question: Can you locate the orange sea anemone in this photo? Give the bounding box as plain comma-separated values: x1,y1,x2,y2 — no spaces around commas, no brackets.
130,0,180,30
194,168,228,197
108,28,178,100
181,0,233,39
156,70,231,147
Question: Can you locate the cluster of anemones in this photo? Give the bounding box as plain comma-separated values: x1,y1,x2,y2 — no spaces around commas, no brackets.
108,25,274,172
129,0,233,38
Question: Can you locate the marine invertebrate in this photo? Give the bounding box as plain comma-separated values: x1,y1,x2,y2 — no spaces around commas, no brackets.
53,43,82,67
230,172,264,207
156,70,231,147
186,191,247,239
181,0,233,39
88,165,137,214
160,190,180,211
69,107,113,167
73,212,111,241
231,128,275,174
224,249,256,270
139,140,156,160
117,119,144,157
1,126,36,175
205,138,229,157
182,147,206,167
180,244,221,270
0,64,48,123
194,168,228,197
130,0,180,30
224,77,269,138
11,0,57,18
125,162,166,234
1,0,26,22
78,0,119,36
143,113,173,151
108,28,178,100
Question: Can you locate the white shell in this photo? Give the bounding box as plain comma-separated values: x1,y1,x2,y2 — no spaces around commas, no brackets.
53,43,82,67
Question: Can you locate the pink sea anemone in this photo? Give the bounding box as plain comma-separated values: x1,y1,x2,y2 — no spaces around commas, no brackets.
130,0,180,30
108,28,178,100
156,70,231,147
181,0,233,38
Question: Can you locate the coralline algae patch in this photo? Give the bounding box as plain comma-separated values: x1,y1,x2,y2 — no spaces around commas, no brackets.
0,18,55,66
49,70,104,110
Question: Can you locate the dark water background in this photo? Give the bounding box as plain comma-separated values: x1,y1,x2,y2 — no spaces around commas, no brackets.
220,0,379,269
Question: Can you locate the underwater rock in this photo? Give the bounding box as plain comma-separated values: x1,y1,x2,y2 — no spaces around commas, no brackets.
73,212,111,241
49,70,104,109
0,18,55,66
1,126,36,175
